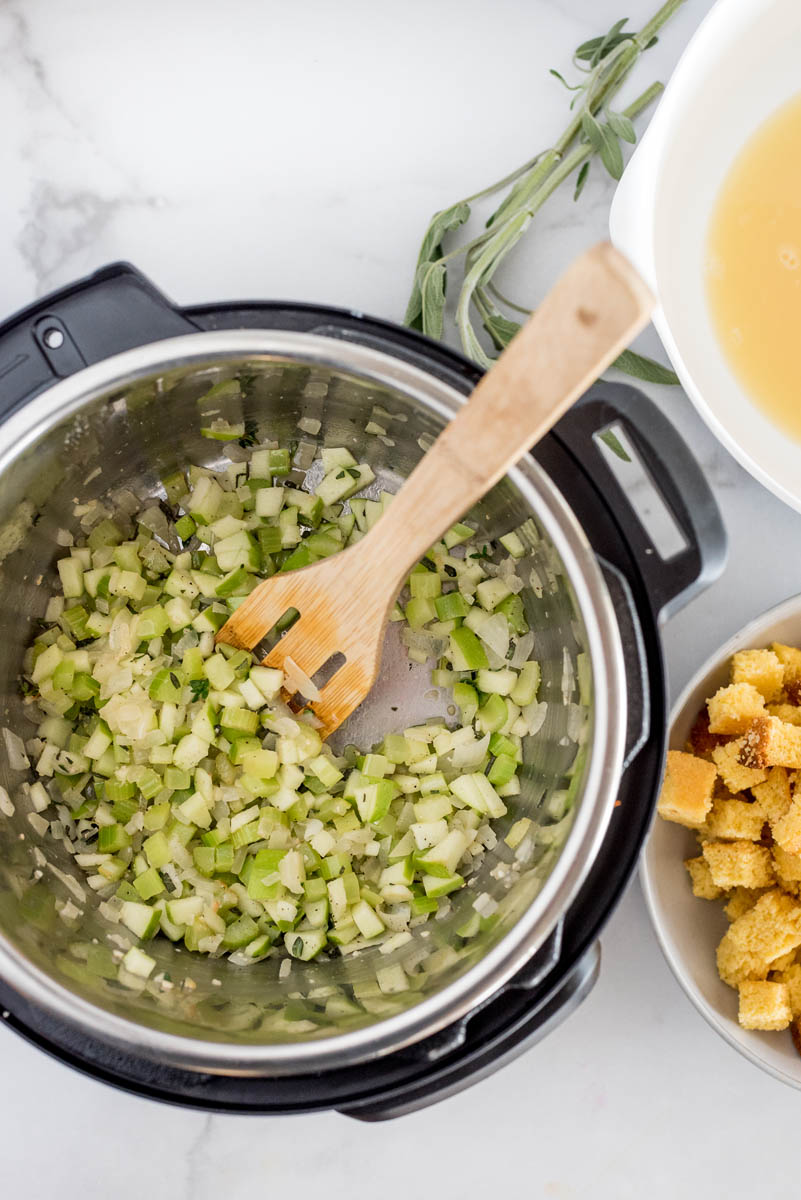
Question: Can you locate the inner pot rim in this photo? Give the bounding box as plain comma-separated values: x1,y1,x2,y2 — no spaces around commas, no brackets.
0,329,627,1074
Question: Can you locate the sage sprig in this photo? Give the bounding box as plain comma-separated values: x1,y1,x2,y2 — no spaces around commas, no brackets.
404,0,685,386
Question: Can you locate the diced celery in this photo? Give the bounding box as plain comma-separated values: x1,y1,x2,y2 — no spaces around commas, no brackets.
450,773,507,818
475,577,513,610
497,593,528,636
422,872,464,898
133,866,164,901
488,753,518,786
284,928,327,960
477,693,508,733
57,557,84,599
219,914,258,950
143,831,171,869
449,626,488,670
499,530,527,558
97,823,130,853
510,660,541,706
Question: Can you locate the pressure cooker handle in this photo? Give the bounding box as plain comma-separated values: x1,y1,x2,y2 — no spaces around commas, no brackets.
0,262,198,419
553,382,727,621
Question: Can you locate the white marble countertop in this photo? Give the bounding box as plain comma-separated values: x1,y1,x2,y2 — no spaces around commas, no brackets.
3,0,801,1194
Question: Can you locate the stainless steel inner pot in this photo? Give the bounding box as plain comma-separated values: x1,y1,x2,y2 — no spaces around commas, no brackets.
0,331,626,1073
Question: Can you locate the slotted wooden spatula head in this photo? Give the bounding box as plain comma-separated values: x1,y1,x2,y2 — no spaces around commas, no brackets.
217,243,653,735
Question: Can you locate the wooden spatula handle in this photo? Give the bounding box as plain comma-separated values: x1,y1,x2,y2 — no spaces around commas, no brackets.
369,243,652,587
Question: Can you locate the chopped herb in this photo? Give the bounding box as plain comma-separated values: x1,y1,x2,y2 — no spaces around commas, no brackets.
469,545,494,561
18,677,38,698
190,678,210,701
238,420,259,449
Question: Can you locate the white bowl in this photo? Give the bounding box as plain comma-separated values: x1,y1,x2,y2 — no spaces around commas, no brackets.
642,595,801,1089
610,0,801,514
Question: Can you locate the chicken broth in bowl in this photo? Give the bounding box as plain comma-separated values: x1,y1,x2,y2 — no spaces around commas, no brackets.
706,91,801,442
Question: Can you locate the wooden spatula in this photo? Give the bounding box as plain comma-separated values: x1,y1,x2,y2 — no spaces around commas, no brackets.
217,243,652,736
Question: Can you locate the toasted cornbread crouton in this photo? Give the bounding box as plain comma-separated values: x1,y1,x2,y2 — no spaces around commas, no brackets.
768,704,801,727
770,949,798,972
751,767,792,825
702,840,774,888
740,716,801,769
684,856,724,900
724,887,765,921
707,682,766,734
711,739,768,793
738,980,792,1030
772,845,801,890
773,797,801,854
702,795,765,842
717,931,769,986
727,888,801,962
657,750,716,828
732,649,785,702
772,643,801,703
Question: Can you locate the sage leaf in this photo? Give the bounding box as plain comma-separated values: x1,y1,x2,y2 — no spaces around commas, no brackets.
608,110,636,143
483,312,522,351
613,348,679,385
550,68,581,91
403,3,682,366
404,263,429,328
575,19,632,68
573,161,590,201
420,261,447,341
404,201,470,329
581,110,605,151
598,429,631,462
420,201,471,265
598,124,624,179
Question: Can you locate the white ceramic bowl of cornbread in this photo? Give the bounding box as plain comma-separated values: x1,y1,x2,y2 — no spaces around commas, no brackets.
642,596,801,1089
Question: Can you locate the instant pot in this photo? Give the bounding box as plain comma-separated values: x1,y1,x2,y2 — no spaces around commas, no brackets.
0,263,725,1117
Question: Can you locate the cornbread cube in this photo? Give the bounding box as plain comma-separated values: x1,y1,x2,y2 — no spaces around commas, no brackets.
702,795,765,842
716,931,769,986
684,855,724,900
724,887,765,922
732,649,785,702
739,716,801,770
768,704,801,727
727,887,801,961
773,844,801,887
657,750,716,828
737,980,792,1030
773,797,801,854
751,767,792,825
770,949,798,973
772,643,801,701
702,840,775,889
711,739,768,793
707,682,766,735
775,963,801,1016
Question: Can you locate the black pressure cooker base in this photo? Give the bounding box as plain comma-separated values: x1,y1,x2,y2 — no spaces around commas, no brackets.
0,269,726,1118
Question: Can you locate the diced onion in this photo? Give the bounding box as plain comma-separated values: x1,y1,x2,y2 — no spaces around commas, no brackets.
2,727,30,770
